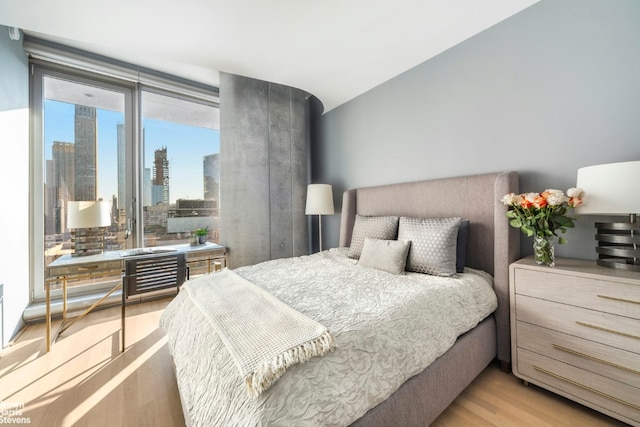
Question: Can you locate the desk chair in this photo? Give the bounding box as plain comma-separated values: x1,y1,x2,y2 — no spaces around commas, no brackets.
121,253,188,352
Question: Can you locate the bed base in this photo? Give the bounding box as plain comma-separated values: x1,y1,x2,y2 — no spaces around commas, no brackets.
341,171,519,425
351,316,497,426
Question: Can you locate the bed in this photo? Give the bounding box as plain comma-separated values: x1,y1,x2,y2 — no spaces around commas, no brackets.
160,171,520,426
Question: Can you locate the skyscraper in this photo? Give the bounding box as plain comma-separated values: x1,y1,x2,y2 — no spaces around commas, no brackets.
144,168,152,207
74,105,98,201
152,146,169,205
50,141,75,234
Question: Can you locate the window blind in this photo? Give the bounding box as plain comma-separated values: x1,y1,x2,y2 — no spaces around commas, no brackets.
23,35,219,105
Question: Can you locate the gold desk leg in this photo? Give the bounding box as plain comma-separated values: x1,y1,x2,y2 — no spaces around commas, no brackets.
51,275,69,348
46,280,51,352
58,282,121,335
62,275,67,322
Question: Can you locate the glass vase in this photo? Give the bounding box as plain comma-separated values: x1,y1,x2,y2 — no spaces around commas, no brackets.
533,235,555,267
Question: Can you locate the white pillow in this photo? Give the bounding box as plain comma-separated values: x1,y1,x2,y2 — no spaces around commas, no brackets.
358,238,411,275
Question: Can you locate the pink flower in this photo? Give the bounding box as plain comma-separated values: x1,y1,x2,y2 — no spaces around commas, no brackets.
568,197,583,208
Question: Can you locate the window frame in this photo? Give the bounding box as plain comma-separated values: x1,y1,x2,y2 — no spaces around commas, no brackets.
29,49,220,303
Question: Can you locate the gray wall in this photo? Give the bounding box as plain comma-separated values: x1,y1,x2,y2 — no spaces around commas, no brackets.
220,72,310,268
314,0,640,260
0,26,30,347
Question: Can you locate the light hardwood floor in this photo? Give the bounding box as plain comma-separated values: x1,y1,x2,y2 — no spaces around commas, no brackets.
0,297,627,427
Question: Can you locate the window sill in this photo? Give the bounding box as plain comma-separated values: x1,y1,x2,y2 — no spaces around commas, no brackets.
23,287,177,323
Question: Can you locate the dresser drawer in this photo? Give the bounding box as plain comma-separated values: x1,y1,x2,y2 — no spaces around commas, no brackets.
516,321,640,388
513,268,640,319
515,295,640,354
517,348,640,425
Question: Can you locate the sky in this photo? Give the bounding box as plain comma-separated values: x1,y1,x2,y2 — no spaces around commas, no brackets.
44,99,220,204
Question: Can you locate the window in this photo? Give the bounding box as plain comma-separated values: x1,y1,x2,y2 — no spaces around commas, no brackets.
141,90,221,247
31,58,219,302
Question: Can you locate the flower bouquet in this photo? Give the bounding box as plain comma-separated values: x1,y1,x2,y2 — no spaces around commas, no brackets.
501,188,584,266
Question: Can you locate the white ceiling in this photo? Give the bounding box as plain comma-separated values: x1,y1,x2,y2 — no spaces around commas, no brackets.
1,0,539,113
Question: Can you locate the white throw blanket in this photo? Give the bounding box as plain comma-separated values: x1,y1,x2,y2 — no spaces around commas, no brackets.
183,268,336,397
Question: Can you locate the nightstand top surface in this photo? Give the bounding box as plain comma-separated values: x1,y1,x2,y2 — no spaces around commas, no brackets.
512,255,640,284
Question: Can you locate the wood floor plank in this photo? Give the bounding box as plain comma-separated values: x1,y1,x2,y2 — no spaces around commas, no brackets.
0,298,629,426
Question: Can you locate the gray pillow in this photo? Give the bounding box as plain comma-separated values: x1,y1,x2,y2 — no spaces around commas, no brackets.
358,238,411,275
398,217,461,276
456,220,470,273
348,215,399,259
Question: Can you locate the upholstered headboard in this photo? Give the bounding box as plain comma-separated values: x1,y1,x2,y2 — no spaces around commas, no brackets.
339,171,520,364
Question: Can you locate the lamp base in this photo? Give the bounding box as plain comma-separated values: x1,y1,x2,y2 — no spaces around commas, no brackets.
71,227,106,257
594,221,640,272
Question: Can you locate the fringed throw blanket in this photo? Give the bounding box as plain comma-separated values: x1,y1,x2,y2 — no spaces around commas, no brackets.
183,268,336,397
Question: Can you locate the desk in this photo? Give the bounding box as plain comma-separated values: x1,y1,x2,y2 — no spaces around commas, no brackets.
46,242,226,351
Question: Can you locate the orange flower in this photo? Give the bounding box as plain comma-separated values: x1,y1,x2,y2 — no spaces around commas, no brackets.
532,196,547,209
520,198,533,209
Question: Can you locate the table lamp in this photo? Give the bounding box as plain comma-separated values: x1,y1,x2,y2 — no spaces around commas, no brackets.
67,201,112,256
576,160,640,271
305,184,334,252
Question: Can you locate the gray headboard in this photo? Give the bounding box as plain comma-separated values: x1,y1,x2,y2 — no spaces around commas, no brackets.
339,171,520,364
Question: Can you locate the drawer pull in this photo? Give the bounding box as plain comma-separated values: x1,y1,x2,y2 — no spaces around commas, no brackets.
552,344,640,375
534,366,640,411
576,321,640,341
597,294,640,305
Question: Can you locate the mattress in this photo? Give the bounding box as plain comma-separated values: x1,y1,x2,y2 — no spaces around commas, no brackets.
159,248,498,426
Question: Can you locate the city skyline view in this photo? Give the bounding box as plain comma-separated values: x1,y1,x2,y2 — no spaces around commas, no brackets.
43,99,220,205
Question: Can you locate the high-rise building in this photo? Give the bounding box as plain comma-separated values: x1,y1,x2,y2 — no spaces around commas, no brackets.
203,153,220,204
52,141,75,201
144,168,152,207
152,146,169,206
50,141,75,234
74,105,98,201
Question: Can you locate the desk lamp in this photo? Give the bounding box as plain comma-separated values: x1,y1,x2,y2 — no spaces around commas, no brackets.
67,201,112,256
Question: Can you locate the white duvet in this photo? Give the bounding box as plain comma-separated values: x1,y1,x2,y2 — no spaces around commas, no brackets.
160,248,497,427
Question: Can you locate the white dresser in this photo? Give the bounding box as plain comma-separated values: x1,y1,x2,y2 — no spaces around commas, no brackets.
510,256,640,426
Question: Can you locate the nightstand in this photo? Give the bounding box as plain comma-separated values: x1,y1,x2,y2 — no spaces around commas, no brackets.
509,256,640,426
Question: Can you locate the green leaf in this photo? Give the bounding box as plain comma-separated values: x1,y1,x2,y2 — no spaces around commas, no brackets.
509,218,522,228
554,216,573,227
522,226,535,237
558,236,568,244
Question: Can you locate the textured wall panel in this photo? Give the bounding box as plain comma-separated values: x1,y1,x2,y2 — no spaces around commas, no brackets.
220,72,309,268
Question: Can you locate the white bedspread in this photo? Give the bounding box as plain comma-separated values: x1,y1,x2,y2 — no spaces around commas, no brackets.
159,248,498,427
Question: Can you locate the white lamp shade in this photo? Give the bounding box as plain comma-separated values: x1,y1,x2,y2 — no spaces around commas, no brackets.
575,160,640,215
305,184,335,215
67,201,112,228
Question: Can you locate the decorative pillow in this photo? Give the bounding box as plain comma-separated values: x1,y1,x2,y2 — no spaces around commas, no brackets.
456,220,470,273
397,217,461,276
348,215,399,259
358,238,411,275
